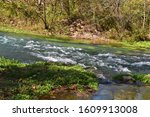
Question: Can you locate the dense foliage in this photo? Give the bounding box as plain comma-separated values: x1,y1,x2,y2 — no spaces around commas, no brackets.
0,0,150,41
0,57,98,99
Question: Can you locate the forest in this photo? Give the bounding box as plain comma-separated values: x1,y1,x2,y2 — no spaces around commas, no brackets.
0,0,150,42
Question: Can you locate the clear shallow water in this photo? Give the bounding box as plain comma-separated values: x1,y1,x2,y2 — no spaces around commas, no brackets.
92,84,150,100
0,32,150,100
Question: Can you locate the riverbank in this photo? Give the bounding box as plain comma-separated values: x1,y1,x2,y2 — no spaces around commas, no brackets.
0,57,150,100
113,73,150,85
0,57,98,100
1,25,150,52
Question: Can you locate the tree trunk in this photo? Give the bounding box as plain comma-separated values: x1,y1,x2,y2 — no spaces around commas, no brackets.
143,0,147,29
43,0,49,30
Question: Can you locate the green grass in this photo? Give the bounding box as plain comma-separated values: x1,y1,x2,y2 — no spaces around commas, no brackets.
113,73,150,84
121,41,150,52
0,57,98,100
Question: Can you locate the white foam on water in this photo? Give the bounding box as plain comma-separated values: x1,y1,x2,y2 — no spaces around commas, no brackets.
66,47,82,51
24,41,41,50
44,51,58,56
99,62,106,67
43,45,82,56
60,49,70,55
96,61,107,67
143,54,150,57
7,36,17,41
67,47,76,50
20,38,24,41
44,45,61,50
27,40,34,44
131,62,150,67
107,56,113,61
44,45,81,51
75,52,86,56
131,56,141,59
114,58,129,65
122,67,131,72
24,45,34,49
92,56,98,60
98,53,115,57
113,65,131,72
0,35,3,39
2,36,9,44
106,56,129,65
118,65,131,72
0,36,21,48
58,57,77,64
30,52,77,64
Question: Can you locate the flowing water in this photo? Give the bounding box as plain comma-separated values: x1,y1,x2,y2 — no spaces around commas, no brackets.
0,32,150,100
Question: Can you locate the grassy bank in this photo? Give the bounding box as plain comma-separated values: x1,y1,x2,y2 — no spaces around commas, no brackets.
113,73,150,85
121,41,150,52
0,57,98,100
1,25,150,52
0,24,91,44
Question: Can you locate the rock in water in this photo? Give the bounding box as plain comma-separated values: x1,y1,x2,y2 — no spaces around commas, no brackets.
96,73,112,84
122,76,135,84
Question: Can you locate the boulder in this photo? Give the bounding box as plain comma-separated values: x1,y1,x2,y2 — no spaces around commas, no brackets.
122,75,135,84
113,74,135,84
96,73,112,84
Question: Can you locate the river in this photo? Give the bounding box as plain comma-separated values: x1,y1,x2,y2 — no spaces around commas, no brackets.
0,32,150,100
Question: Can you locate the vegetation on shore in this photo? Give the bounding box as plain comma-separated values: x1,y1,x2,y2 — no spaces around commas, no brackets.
0,0,150,43
0,57,98,99
113,73,150,85
1,0,150,51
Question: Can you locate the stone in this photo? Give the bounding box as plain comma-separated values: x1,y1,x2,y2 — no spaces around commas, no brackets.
96,73,112,84
135,80,144,86
122,75,135,84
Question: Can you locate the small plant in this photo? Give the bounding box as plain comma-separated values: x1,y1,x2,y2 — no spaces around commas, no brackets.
133,74,150,84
